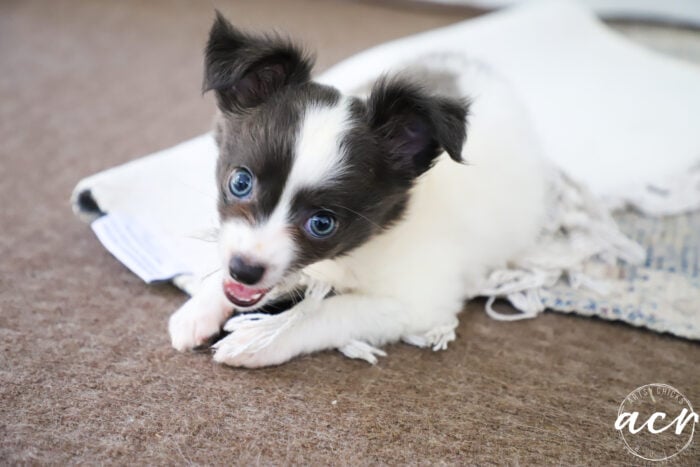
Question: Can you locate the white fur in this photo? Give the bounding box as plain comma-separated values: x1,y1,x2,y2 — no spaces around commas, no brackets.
168,270,230,350
171,70,548,367
289,100,351,190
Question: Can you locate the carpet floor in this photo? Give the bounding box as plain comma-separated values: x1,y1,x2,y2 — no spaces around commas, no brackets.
1,0,698,464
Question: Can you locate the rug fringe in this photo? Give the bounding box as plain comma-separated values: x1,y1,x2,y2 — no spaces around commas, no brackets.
479,169,646,321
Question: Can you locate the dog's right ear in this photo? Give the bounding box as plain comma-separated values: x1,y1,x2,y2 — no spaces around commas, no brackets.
203,11,314,112
367,77,468,182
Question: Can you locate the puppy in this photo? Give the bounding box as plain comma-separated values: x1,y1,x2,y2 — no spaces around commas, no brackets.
168,13,546,367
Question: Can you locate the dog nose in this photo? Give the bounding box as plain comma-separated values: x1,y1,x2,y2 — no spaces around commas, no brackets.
228,255,266,285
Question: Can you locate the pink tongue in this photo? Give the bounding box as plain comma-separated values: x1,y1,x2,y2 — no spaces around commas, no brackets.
224,280,266,300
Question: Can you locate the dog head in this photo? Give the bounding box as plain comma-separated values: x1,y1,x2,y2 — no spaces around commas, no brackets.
204,12,468,309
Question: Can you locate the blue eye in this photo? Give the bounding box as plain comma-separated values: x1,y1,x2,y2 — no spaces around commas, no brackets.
305,211,337,238
229,168,253,198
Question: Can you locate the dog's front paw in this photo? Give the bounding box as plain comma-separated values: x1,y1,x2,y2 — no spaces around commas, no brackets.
212,313,297,368
213,337,292,368
212,279,331,368
168,298,227,352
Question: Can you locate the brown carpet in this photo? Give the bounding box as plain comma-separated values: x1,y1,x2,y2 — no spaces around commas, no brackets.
1,0,698,464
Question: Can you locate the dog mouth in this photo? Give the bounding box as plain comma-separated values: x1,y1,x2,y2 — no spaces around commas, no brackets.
223,279,270,308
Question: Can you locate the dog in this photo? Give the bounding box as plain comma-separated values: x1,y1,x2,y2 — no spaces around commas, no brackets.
168,12,546,367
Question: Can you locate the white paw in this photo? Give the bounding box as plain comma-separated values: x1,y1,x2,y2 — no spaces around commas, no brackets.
168,298,227,351
213,280,331,368
402,320,458,351
213,313,297,368
338,340,386,365
219,312,293,352
213,332,293,368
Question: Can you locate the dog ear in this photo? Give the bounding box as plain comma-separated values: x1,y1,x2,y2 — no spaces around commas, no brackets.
203,11,314,112
367,77,468,180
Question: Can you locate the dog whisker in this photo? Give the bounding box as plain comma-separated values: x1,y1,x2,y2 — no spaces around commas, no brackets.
335,204,383,230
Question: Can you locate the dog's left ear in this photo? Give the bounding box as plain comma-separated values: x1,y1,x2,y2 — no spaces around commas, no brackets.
367,77,468,181
203,11,313,112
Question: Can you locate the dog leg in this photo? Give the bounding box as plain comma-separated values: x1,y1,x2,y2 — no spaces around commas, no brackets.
213,291,406,368
168,271,232,351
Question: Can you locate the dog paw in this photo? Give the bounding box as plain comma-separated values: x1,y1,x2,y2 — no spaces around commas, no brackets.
213,310,297,367
213,316,295,368
168,299,226,352
212,279,332,368
212,343,288,368
402,320,458,351
338,340,386,364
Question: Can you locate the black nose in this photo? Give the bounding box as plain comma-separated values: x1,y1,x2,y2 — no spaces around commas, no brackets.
228,255,266,285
